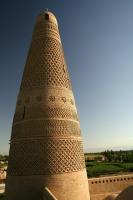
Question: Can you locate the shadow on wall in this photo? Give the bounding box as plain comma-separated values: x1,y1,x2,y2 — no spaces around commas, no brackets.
104,194,117,200
115,185,133,200
104,185,133,200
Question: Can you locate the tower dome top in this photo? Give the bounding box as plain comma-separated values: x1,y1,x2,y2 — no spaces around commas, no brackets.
38,10,58,26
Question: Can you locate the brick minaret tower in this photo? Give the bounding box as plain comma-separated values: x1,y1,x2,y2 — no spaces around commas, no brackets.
5,11,90,200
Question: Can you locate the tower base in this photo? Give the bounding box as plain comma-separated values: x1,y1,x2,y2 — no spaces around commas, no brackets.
5,169,90,200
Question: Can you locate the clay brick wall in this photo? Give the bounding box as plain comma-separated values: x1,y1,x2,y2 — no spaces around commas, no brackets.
88,174,133,200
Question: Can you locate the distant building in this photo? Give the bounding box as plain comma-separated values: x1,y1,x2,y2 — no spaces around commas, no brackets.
85,154,105,161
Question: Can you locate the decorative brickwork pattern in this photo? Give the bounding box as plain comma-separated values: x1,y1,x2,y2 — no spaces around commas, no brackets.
16,94,75,107
20,37,71,90
13,107,78,122
33,22,61,42
11,120,81,139
8,139,85,175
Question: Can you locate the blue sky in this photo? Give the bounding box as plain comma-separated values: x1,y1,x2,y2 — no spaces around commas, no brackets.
0,0,133,154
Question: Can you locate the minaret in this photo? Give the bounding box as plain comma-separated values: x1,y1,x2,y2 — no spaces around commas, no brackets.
5,11,90,200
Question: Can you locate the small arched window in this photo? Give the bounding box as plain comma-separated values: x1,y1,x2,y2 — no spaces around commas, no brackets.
22,106,26,119
45,14,49,20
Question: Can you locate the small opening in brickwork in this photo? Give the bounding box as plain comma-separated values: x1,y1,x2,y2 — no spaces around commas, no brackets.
25,97,30,104
18,100,21,106
22,106,26,119
63,65,66,73
36,96,42,102
45,14,49,20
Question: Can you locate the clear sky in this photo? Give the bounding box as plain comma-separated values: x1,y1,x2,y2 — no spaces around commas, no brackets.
0,0,133,154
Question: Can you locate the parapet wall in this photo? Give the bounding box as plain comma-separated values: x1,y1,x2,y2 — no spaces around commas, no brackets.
1,173,133,199
88,174,133,200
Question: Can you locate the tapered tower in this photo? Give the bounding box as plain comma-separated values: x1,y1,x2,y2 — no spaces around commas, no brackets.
5,11,90,200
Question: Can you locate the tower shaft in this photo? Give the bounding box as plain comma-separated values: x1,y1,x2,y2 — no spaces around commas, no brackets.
5,11,90,200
